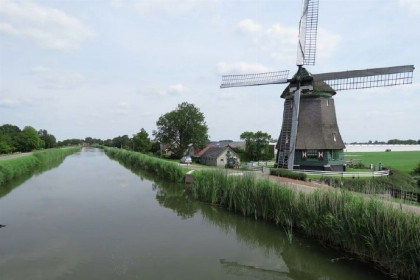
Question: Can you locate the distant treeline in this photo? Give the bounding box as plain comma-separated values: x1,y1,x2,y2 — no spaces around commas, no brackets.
349,139,420,145
0,124,57,154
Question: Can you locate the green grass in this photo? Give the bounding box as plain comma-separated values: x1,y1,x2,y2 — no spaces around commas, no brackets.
345,151,420,173
103,147,186,183
0,147,80,187
191,171,420,279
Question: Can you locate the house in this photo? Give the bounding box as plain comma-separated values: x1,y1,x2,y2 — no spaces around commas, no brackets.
199,146,240,167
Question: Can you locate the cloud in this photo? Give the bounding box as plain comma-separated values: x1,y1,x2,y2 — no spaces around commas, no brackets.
0,97,21,108
217,62,274,74
112,0,220,16
400,0,420,15
237,19,262,33
0,0,94,51
32,66,86,89
235,19,340,65
159,83,187,96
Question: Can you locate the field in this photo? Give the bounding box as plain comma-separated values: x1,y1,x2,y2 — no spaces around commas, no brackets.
344,151,420,173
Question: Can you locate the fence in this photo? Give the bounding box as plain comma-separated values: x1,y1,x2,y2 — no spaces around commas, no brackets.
297,170,389,178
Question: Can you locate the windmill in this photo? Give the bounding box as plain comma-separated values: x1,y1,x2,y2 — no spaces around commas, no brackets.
220,0,414,171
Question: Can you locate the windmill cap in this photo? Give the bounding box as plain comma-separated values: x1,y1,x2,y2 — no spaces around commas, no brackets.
281,67,336,98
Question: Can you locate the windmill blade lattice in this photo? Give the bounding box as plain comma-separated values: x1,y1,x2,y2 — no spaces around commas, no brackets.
313,65,414,91
297,0,319,66
220,70,290,88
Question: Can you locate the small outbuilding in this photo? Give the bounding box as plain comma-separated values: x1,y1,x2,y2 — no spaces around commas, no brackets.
199,146,240,167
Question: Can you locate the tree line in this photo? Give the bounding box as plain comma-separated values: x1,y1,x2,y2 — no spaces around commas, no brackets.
0,102,272,161
0,124,56,154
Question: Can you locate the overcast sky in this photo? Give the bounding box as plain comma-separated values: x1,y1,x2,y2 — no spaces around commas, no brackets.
1,0,419,143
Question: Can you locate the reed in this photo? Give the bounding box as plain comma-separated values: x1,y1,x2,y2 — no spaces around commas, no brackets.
0,147,80,186
103,147,186,183
191,171,420,279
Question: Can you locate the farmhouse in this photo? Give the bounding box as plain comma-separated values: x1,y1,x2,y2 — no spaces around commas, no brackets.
199,146,239,167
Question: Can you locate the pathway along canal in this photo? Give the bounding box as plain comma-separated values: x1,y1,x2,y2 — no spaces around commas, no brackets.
0,148,389,279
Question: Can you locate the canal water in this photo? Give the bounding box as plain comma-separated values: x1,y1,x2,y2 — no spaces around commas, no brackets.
0,148,387,280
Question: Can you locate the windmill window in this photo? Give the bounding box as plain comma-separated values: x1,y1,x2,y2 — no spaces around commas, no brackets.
333,133,337,142
326,99,329,106
306,149,318,160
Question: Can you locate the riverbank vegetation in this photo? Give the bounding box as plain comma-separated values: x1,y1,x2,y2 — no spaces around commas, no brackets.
103,147,186,183
192,171,420,279
102,147,419,279
0,147,80,187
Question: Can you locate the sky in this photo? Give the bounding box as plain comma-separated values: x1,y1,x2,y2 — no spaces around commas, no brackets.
1,0,419,143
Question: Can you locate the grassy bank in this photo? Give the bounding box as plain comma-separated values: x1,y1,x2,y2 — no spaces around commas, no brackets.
0,147,81,187
192,171,420,280
103,147,186,183
100,148,419,279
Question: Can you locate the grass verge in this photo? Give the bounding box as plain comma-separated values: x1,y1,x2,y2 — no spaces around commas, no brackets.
0,147,80,187
103,147,186,183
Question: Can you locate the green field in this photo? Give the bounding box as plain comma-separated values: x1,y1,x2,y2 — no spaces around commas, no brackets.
344,151,420,173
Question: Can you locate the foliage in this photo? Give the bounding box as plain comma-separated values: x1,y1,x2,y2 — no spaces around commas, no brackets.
153,102,209,158
0,124,21,153
413,162,420,175
0,147,80,187
240,131,272,161
387,139,419,144
132,128,152,153
270,168,307,181
321,169,419,193
16,126,44,152
103,147,186,183
38,129,57,149
191,171,420,279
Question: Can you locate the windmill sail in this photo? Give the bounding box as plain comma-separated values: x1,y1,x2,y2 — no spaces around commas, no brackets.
297,0,319,66
220,70,289,88
313,65,414,91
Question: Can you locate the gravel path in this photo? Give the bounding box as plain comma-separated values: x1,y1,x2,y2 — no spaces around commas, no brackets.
0,152,33,161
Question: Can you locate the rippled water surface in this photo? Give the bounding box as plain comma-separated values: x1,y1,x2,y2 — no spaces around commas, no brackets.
0,148,388,279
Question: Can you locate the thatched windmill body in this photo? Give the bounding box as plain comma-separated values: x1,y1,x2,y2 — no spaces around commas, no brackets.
220,0,414,171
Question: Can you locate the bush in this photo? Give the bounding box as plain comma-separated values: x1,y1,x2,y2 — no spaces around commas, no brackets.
269,168,307,181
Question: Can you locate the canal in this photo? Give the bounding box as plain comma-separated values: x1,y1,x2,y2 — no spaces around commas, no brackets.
0,148,387,279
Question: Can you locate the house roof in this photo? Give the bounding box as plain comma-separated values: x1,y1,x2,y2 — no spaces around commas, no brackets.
200,146,236,159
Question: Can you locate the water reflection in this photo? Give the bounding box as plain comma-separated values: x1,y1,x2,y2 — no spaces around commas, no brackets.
0,150,81,199
151,178,387,280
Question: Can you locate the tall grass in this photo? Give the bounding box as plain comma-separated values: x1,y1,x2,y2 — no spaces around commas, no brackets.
0,147,80,187
103,147,186,183
192,171,420,279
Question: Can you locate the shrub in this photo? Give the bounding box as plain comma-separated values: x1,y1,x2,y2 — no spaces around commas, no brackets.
270,168,307,181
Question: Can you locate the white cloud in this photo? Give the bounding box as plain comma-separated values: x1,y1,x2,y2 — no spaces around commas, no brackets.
235,19,340,65
237,19,262,33
158,83,187,96
32,67,86,89
0,0,94,51
112,0,220,16
217,62,274,74
400,0,420,15
0,97,21,108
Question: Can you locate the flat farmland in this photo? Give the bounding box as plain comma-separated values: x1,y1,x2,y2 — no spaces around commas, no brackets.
344,151,420,173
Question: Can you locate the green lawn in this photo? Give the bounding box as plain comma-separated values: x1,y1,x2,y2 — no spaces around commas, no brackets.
344,151,420,173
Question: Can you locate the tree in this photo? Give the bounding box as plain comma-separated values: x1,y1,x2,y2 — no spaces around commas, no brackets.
154,102,209,158
38,129,57,149
0,124,21,153
132,128,151,153
240,131,272,161
16,126,44,152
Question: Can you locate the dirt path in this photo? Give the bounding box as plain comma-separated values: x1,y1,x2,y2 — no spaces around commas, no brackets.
0,152,33,161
